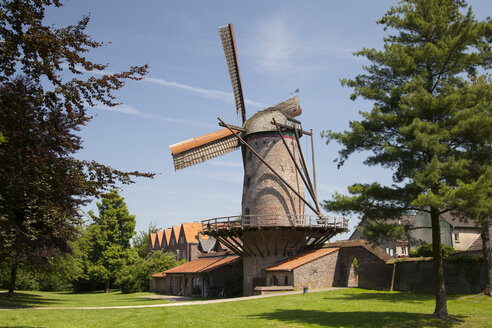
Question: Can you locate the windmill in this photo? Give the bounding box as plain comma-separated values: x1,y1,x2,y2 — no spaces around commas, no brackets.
169,24,348,295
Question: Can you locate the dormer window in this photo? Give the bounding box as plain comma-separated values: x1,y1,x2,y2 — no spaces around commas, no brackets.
179,235,185,244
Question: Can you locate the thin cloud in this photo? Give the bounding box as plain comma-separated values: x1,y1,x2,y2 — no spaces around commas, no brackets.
143,76,264,108
67,64,264,108
94,104,216,128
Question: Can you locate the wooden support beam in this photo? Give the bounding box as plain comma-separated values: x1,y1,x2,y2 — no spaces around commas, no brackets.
294,127,321,215
219,117,322,216
310,129,318,203
273,119,318,211
274,122,312,136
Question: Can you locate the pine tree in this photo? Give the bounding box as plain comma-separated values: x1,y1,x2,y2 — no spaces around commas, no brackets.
323,0,491,318
79,191,136,292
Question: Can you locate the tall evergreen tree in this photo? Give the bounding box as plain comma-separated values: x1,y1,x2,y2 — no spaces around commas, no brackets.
77,191,136,292
322,0,491,318
0,1,153,296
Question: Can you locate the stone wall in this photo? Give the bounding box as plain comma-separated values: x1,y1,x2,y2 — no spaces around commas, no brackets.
392,257,486,294
332,246,392,290
292,251,339,289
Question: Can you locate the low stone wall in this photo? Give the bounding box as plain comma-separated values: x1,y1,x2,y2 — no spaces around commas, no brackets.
391,257,486,294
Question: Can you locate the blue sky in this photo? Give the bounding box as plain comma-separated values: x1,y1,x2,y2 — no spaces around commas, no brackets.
46,0,492,240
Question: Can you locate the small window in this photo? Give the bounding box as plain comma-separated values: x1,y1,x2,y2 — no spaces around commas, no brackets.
401,247,406,255
171,238,175,246
454,233,460,243
389,249,394,257
284,276,289,286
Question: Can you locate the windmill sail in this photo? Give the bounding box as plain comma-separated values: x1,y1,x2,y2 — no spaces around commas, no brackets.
170,128,240,171
218,24,246,123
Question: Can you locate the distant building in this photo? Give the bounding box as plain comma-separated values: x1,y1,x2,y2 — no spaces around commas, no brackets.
147,222,228,261
349,211,480,257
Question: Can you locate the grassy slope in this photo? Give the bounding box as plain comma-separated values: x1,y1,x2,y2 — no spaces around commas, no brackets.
1,288,491,327
0,290,168,308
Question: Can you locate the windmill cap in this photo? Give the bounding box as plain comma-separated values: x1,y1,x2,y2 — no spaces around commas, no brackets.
243,96,302,136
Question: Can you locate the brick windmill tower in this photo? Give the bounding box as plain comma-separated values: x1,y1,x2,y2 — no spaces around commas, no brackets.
169,24,348,295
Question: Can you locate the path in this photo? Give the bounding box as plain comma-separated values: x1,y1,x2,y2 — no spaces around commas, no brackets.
0,287,345,310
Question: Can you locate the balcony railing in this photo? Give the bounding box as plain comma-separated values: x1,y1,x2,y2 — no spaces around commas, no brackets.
202,214,348,232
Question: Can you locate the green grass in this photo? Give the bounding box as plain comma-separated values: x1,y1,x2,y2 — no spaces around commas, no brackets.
0,289,169,308
0,288,491,327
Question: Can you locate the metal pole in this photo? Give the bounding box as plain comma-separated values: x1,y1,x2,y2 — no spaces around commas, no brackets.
310,129,318,202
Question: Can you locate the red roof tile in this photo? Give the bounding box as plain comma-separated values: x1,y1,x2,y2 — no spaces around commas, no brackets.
265,248,339,272
163,228,172,247
171,225,181,244
150,233,157,249
151,272,166,278
181,223,203,243
156,230,164,249
164,255,239,274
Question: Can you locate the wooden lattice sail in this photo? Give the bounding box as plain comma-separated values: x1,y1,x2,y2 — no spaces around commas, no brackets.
170,128,240,171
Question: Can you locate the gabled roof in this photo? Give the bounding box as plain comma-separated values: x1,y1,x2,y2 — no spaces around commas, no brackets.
163,228,172,247
181,222,204,243
156,230,164,249
171,225,181,243
466,226,492,252
164,255,239,274
324,240,393,262
149,233,157,249
265,248,339,272
440,212,477,228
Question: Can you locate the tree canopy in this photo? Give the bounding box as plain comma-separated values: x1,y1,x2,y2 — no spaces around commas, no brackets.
322,0,491,318
0,0,153,296
75,191,136,292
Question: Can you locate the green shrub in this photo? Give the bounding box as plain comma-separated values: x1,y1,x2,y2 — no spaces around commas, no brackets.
409,243,458,258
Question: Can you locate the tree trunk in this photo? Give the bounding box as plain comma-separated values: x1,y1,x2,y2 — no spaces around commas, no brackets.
480,220,491,296
430,207,448,318
7,260,18,298
105,280,111,293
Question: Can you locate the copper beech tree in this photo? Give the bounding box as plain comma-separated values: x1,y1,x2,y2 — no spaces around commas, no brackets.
323,0,491,319
0,0,153,297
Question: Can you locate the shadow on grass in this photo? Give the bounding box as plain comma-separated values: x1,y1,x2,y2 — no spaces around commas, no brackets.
324,290,461,304
0,292,60,308
248,309,465,328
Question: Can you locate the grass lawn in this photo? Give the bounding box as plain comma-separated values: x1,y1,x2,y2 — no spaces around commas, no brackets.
0,289,169,308
0,288,491,327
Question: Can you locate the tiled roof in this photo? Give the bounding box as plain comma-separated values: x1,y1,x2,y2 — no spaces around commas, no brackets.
151,272,166,278
171,225,181,243
156,230,164,249
440,212,477,228
181,222,203,243
265,248,339,272
150,233,157,249
164,255,239,274
324,240,394,262
163,228,172,247
467,226,492,252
